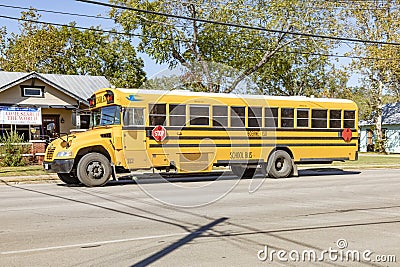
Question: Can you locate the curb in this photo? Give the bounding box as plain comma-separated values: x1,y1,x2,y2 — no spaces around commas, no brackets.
0,175,59,185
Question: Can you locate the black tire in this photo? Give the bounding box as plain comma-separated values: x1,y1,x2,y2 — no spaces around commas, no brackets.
57,173,80,184
267,150,293,179
77,153,112,187
231,165,257,178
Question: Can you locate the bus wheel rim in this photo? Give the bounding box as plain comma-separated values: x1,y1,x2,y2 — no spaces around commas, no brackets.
275,158,284,171
87,161,104,179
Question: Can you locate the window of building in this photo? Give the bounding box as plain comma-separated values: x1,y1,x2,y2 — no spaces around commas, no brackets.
149,104,166,126
248,107,262,127
297,109,309,128
312,109,327,128
0,125,30,141
170,104,186,126
265,107,278,127
330,110,342,128
123,108,145,126
382,128,387,140
343,110,356,128
231,106,246,127
20,86,44,97
190,105,209,126
281,108,294,128
367,129,374,151
212,106,228,127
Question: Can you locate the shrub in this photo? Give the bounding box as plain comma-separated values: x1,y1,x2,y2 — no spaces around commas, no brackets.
0,131,30,167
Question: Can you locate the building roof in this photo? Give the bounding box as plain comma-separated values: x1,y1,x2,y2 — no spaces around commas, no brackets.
0,71,110,104
360,102,400,126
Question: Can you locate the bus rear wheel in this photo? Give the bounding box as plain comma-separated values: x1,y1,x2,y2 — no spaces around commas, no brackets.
231,165,256,178
77,153,112,187
57,173,79,185
267,150,293,179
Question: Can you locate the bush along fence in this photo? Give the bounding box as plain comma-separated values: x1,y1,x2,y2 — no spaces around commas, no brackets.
0,132,46,166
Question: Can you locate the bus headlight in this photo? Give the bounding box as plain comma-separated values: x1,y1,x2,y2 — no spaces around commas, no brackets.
56,151,73,157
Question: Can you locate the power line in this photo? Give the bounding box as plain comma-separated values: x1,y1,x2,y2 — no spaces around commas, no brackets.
0,14,398,62
0,3,181,28
0,14,141,37
1,2,397,46
76,0,400,46
0,3,111,20
167,0,397,12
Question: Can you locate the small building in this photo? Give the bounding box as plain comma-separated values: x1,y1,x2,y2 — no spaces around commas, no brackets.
359,102,400,153
0,71,110,162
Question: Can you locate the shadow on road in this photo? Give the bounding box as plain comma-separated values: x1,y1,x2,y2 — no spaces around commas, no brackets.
298,167,361,177
131,217,227,267
75,167,361,187
3,176,394,267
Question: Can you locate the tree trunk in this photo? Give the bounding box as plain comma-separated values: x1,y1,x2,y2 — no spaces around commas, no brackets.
374,80,385,153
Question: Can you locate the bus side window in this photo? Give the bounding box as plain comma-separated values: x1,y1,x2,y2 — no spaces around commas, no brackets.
149,104,166,126
248,107,262,127
190,105,210,126
265,107,278,127
344,110,355,128
123,108,145,126
281,108,294,128
312,109,327,128
170,104,186,126
330,110,342,128
297,109,309,128
231,106,246,127
213,106,228,127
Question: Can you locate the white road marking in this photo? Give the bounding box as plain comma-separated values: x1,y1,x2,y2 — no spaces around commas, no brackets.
1,232,187,255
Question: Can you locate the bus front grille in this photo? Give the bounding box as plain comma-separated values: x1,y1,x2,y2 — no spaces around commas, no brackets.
46,147,55,160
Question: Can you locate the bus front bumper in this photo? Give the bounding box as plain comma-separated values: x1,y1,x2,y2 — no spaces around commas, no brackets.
43,159,74,173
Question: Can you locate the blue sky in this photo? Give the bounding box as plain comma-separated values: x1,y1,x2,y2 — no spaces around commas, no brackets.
0,0,358,87
0,0,167,78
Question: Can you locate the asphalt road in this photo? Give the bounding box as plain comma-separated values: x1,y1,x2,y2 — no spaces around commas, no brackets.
1,169,399,267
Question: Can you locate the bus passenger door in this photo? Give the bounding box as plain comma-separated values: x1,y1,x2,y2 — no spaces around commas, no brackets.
122,108,150,169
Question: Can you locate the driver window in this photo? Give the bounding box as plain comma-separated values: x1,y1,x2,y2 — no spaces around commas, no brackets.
123,108,145,126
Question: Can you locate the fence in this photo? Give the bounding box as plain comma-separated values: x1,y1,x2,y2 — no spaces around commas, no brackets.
0,140,46,164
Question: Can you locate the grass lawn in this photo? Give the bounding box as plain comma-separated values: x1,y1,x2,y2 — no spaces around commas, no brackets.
0,165,48,177
300,153,400,169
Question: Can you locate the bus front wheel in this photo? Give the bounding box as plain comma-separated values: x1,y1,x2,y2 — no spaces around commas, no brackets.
267,150,293,179
77,153,112,187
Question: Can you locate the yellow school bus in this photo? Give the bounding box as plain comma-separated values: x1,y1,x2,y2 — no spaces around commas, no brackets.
43,88,358,186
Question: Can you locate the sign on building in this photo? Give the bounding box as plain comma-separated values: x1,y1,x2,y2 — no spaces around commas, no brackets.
0,107,42,125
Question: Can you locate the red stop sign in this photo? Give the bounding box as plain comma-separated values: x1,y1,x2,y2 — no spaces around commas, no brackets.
152,125,167,142
342,128,352,142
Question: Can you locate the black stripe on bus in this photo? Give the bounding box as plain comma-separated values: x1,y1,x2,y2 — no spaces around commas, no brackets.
149,143,357,148
299,157,349,162
122,126,357,133
162,136,351,141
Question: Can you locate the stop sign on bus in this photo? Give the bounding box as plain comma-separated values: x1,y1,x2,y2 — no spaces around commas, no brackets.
152,125,167,142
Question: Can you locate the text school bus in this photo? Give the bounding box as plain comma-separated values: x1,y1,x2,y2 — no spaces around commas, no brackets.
44,88,358,186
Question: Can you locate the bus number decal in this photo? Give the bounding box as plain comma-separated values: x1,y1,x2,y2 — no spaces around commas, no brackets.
230,151,253,159
247,131,260,137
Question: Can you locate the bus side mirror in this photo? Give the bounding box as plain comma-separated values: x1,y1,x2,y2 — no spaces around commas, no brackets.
47,123,55,131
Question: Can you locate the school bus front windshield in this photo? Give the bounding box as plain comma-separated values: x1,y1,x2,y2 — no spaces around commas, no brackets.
90,105,121,127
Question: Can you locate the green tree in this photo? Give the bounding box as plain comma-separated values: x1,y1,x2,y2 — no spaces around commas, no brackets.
110,0,340,94
0,9,146,88
0,10,64,72
140,74,182,90
343,0,400,152
0,131,29,167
